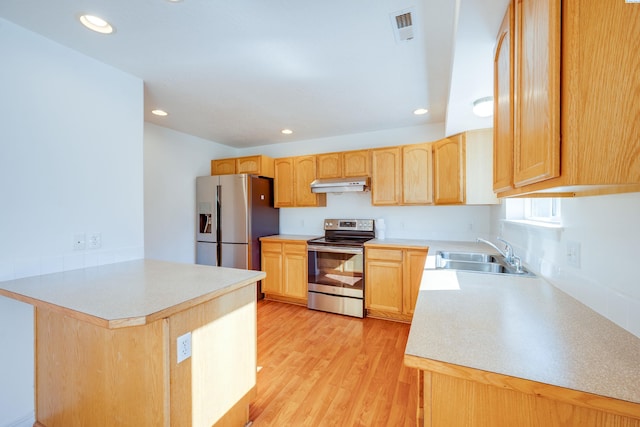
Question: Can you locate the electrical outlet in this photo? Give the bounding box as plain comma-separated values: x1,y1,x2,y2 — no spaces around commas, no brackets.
566,241,581,268
87,232,102,249
73,233,86,250
177,332,192,363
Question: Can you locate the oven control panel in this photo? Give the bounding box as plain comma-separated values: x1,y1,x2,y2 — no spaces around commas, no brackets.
324,219,374,231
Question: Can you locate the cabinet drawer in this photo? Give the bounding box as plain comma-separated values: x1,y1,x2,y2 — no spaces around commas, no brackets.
366,248,403,261
261,242,282,253
283,243,307,255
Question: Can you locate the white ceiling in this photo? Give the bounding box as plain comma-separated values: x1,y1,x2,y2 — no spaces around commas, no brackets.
0,0,508,148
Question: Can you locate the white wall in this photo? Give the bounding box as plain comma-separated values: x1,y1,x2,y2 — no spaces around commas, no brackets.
490,192,640,338
144,123,236,263
239,122,447,158
0,19,144,426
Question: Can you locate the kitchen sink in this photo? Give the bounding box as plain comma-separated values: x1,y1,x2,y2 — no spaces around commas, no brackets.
437,251,500,263
435,251,535,277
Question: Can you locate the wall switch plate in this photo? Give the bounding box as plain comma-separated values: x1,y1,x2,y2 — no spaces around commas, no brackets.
566,241,581,268
87,232,102,249
73,233,86,250
177,332,192,363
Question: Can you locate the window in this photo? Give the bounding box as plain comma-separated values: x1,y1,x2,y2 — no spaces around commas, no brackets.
505,198,562,225
524,198,561,223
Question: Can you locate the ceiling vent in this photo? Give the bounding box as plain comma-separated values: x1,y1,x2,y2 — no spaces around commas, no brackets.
391,9,414,42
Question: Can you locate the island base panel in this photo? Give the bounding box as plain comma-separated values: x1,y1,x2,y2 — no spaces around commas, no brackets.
35,308,167,426
34,282,258,427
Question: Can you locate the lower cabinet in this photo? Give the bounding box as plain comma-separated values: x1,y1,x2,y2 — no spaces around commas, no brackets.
404,365,640,427
365,245,428,322
261,239,308,304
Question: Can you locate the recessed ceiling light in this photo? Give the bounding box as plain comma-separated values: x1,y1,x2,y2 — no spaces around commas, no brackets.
413,108,429,115
281,129,293,135
151,109,168,117
472,97,494,117
79,14,114,34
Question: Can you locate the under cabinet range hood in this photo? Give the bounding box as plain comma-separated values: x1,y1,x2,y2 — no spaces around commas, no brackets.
310,177,370,193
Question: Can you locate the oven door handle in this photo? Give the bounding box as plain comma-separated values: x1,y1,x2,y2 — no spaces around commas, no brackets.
307,245,363,255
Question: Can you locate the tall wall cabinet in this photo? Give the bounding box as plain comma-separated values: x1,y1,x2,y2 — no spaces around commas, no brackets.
494,0,640,197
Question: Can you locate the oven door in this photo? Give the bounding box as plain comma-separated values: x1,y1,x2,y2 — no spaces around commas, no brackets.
307,245,364,299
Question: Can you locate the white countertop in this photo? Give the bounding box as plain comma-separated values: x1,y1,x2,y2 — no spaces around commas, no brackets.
405,241,640,405
0,259,265,329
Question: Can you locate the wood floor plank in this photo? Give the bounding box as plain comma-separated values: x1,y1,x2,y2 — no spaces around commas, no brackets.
250,300,418,426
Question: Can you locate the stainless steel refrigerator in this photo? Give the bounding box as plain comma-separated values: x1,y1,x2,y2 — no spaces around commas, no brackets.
196,174,279,274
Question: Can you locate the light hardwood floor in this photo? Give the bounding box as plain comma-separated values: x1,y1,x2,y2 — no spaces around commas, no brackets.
249,300,418,426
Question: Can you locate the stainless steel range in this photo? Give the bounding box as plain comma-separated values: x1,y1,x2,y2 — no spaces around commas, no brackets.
307,219,375,318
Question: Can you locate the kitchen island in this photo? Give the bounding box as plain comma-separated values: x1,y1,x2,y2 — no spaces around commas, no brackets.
405,245,640,426
0,259,265,427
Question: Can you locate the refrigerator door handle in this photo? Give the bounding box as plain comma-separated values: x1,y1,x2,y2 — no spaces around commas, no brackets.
216,184,222,266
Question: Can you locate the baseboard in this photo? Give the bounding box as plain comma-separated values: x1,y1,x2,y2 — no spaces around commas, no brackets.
2,412,35,427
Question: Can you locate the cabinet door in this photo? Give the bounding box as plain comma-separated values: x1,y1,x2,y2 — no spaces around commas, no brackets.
261,242,283,295
283,243,308,300
274,158,294,207
294,156,324,207
403,249,428,316
513,0,561,187
433,135,465,204
365,248,403,314
211,159,236,175
402,143,433,204
316,153,342,179
493,4,514,193
343,150,370,177
371,147,402,205
235,156,261,175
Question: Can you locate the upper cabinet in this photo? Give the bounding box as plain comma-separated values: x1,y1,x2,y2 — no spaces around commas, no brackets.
513,0,561,187
370,134,496,207
433,135,465,205
316,149,371,179
402,143,433,205
274,156,327,208
495,0,640,197
493,3,514,193
371,147,403,205
211,155,275,178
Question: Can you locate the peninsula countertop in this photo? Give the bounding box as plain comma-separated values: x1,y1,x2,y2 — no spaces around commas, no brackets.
0,259,265,329
404,241,640,407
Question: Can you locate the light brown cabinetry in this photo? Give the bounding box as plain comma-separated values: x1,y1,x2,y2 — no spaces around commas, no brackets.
493,3,514,193
406,360,640,427
365,247,404,315
316,149,371,179
261,240,308,304
211,155,275,178
274,156,326,208
514,0,561,188
402,143,433,204
33,284,257,427
371,147,402,205
372,144,435,206
365,245,428,322
433,134,465,204
495,0,640,197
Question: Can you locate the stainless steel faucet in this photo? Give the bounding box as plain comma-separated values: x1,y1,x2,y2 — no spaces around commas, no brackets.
496,237,515,264
476,237,516,264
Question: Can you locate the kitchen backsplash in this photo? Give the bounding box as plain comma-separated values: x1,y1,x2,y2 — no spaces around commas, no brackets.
279,191,494,241
490,192,640,338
